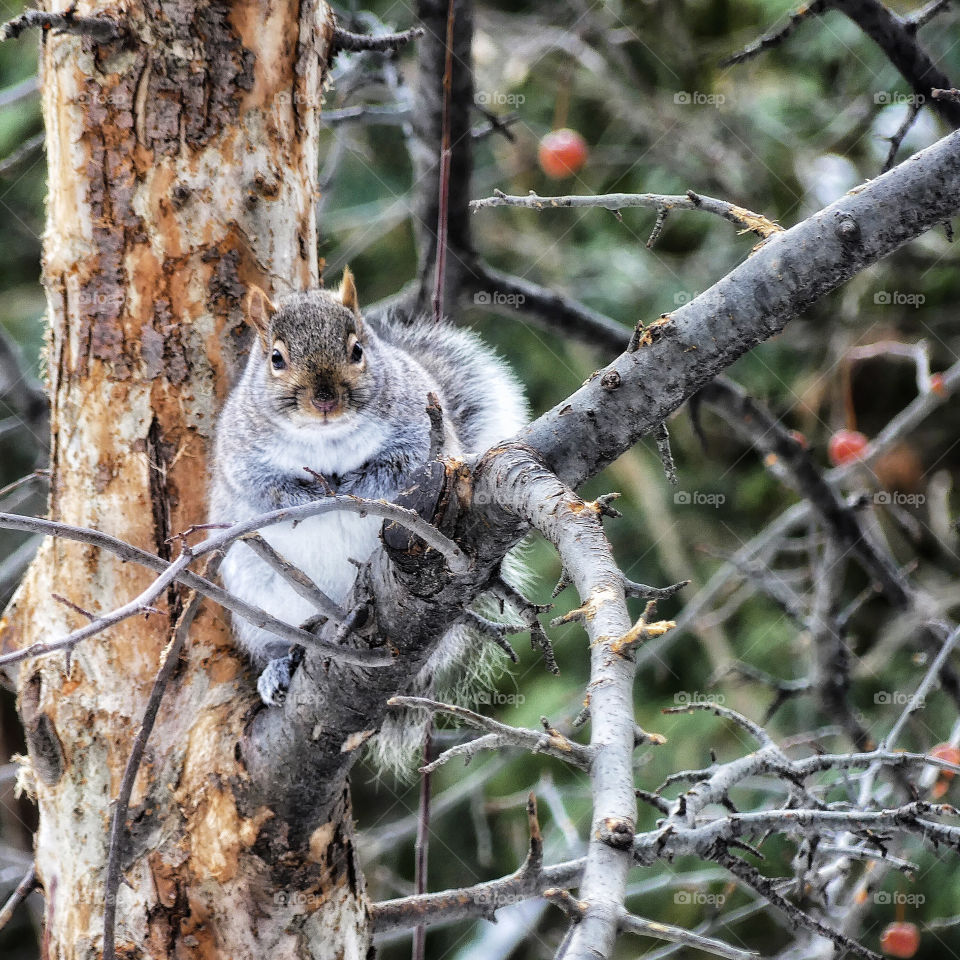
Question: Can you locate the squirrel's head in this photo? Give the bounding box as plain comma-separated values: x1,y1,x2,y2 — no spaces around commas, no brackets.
245,268,370,424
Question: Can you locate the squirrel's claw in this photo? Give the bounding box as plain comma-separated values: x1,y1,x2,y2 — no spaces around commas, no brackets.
258,655,295,706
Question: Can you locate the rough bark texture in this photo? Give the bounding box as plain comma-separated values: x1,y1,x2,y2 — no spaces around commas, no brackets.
0,2,372,957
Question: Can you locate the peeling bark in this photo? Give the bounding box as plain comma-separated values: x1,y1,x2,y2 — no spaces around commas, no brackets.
1,1,371,956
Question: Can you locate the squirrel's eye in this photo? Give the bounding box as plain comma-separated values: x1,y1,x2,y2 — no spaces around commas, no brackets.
271,349,286,371
350,341,364,364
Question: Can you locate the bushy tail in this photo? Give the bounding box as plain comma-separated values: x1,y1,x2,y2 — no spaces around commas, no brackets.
366,540,535,779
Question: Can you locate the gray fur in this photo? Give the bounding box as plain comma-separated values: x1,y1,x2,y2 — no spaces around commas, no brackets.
209,283,529,771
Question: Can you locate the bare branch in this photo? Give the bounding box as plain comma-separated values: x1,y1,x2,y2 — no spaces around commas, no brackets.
618,909,759,960
518,128,960,492
238,533,347,622
1,7,123,42
371,857,584,932
832,0,960,127
388,696,594,771
0,489,470,668
663,701,773,747
882,99,923,172
0,512,381,665
330,23,424,55
699,377,911,607
0,74,38,109
0,863,37,933
462,259,628,352
103,555,223,960
906,0,953,31
717,853,882,960
0,132,44,178
721,2,831,67
471,188,784,240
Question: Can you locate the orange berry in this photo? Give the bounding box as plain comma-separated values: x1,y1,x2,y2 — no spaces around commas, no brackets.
538,128,589,179
930,743,960,779
880,921,920,958
828,429,869,466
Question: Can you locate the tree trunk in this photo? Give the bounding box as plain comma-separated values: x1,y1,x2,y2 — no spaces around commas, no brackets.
0,1,371,956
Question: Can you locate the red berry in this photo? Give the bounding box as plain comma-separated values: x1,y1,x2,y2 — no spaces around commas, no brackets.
828,429,869,466
880,921,920,958
930,372,946,396
538,128,589,179
930,743,960,780
789,430,808,449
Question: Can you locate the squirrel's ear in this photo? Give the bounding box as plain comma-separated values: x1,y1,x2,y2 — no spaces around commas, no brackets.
246,286,276,345
338,266,360,315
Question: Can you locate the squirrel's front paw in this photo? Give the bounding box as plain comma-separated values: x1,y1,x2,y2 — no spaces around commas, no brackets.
257,655,295,706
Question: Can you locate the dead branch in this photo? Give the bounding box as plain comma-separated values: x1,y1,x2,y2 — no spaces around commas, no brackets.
330,23,424,55
0,863,37,932
471,188,784,240
102,554,223,960
0,7,123,42
721,2,831,67
388,696,594,771
618,909,759,960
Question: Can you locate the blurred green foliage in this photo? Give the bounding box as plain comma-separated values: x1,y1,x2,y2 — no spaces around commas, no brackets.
3,1,960,958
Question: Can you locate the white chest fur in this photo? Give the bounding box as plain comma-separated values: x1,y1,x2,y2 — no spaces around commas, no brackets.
261,510,381,602
217,415,392,660
219,509,382,660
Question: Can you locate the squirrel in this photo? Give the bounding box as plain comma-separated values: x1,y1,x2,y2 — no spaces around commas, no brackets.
208,268,529,771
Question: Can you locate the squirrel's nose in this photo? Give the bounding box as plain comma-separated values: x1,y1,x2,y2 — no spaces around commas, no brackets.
311,384,340,414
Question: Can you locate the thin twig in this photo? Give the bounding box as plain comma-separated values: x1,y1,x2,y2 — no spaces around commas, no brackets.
0,492,469,668
721,1,831,67
906,0,953,31
330,23,424,55
718,853,881,960
0,132,44,178
389,696,594,771
102,554,223,960
431,0,456,323
882,100,923,172
412,726,432,960
239,533,347,622
471,189,783,240
1,8,122,42
619,908,759,960
0,75,38,109
0,863,37,932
